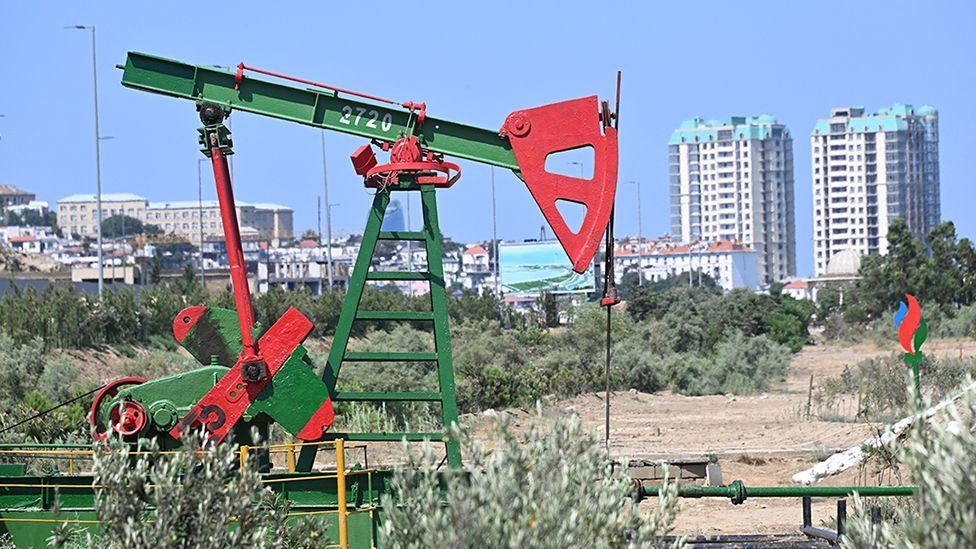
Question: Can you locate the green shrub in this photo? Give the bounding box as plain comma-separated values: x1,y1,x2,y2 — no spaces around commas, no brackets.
762,312,807,352
844,388,976,548
814,354,976,422
379,412,682,548
38,355,81,403
705,332,791,394
939,304,976,338
51,434,330,548
0,333,46,401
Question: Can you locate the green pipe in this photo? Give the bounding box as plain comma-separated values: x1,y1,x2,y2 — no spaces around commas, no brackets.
639,480,916,505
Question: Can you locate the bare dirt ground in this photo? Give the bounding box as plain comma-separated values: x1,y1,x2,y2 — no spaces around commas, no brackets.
467,337,976,536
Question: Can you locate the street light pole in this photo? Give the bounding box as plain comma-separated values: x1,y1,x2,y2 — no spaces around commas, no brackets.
68,25,104,300
320,131,334,290
197,158,207,288
490,166,499,296
625,180,643,285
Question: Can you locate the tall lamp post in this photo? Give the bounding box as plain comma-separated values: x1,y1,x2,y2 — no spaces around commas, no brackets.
490,166,499,295
328,203,339,287
320,131,334,290
624,180,643,285
197,158,208,288
67,24,104,300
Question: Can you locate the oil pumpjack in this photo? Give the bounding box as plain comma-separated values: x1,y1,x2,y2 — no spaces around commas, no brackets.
89,52,620,471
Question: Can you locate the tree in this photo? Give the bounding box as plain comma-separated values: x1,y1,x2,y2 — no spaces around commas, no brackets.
101,215,148,238
851,219,976,318
923,222,962,306
539,290,559,327
379,413,681,548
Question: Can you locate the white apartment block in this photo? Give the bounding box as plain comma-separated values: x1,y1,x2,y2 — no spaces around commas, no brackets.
669,115,796,286
56,194,148,237
57,194,293,243
811,105,940,276
615,239,760,292
145,201,293,244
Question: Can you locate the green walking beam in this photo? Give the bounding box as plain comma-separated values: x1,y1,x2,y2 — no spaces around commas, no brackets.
118,51,518,170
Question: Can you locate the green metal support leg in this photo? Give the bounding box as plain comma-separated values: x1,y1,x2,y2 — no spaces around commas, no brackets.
297,183,461,471
421,185,463,468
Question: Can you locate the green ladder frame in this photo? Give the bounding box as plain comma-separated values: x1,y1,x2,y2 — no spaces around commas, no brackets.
297,182,462,470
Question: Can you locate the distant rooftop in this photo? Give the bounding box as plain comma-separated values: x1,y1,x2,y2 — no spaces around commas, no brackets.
669,115,787,145
615,238,754,257
57,195,292,212
59,193,147,203
813,103,937,135
148,200,291,211
249,203,292,212
149,200,221,209
0,184,33,196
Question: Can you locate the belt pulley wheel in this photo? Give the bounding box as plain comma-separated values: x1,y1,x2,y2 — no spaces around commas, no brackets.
89,376,147,441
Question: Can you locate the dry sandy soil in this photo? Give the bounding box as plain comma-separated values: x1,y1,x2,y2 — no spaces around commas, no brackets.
465,337,976,537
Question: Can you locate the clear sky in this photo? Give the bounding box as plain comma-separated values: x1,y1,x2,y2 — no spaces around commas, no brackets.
2,1,974,277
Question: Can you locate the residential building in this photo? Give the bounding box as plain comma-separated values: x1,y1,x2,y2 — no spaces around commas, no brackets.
615,238,760,292
461,245,490,272
146,200,292,243
57,194,293,243
782,279,812,301
669,115,797,285
811,105,940,276
56,193,147,237
0,184,35,207
7,200,49,217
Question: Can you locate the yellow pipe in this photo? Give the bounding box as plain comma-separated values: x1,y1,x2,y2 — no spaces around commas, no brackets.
286,441,296,473
336,438,348,549
239,445,249,475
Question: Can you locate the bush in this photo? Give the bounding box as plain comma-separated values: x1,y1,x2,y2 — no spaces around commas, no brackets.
844,388,976,548
379,412,681,548
0,333,46,401
452,320,547,413
705,332,791,394
813,354,976,422
939,304,976,338
52,434,329,548
38,355,81,403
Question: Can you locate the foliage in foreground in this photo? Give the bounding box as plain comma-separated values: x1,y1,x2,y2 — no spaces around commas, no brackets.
51,434,329,548
844,387,976,548
813,353,976,422
379,412,682,548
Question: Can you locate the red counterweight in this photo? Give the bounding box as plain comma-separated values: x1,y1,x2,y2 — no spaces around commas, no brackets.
502,96,618,273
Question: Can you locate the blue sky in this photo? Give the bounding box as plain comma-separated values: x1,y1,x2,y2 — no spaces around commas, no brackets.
2,1,974,277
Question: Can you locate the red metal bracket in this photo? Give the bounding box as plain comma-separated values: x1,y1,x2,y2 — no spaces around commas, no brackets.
365,160,461,188
502,96,618,273
169,307,318,443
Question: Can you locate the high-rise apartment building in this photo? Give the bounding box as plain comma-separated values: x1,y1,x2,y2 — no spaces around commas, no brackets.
669,115,796,285
810,105,939,276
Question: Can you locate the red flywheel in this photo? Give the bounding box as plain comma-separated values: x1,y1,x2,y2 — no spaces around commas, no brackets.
89,376,147,441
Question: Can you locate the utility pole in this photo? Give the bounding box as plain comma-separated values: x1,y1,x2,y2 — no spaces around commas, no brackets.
405,197,413,296
68,25,104,300
317,195,322,242
320,131,334,290
491,166,499,296
197,158,207,288
625,180,643,285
